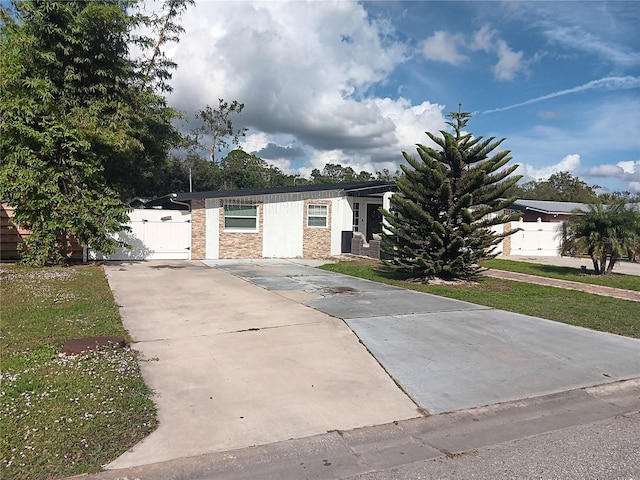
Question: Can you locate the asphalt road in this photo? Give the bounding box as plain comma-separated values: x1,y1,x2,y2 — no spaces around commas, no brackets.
345,412,640,480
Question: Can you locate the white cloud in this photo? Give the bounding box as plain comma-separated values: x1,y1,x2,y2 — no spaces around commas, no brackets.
628,182,640,193
492,39,526,81
419,25,526,81
470,25,495,52
544,26,640,67
587,164,624,177
617,161,640,175
419,31,468,65
587,160,640,192
516,154,581,181
241,133,271,154
163,1,449,174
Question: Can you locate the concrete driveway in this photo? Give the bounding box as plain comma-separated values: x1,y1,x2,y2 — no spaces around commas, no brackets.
211,260,640,413
103,261,419,469
104,259,640,469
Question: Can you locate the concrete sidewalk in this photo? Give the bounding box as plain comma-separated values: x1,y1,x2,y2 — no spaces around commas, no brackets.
76,379,640,480
502,255,640,276
103,261,418,469
484,269,640,301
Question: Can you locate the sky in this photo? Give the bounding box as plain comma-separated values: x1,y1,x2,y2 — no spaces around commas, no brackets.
157,0,640,193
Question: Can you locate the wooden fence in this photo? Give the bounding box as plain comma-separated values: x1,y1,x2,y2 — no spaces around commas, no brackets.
0,204,83,261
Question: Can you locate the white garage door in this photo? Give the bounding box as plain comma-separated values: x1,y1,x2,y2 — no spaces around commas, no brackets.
90,209,191,260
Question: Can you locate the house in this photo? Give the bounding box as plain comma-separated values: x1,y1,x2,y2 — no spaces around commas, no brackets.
90,181,397,261
93,189,632,262
505,199,589,222
1,202,84,261
177,181,397,260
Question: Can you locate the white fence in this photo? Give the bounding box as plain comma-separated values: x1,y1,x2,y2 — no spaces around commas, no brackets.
89,209,191,261
494,219,563,257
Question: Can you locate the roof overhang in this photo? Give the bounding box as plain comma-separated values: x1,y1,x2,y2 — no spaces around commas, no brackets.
173,180,397,202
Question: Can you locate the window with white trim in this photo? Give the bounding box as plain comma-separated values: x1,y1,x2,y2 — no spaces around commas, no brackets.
307,204,328,228
352,202,360,232
224,204,258,232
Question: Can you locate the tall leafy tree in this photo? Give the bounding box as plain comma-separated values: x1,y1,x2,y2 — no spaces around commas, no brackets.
0,0,189,264
192,99,248,163
219,149,297,190
310,163,374,184
508,171,598,202
561,201,640,274
381,108,522,280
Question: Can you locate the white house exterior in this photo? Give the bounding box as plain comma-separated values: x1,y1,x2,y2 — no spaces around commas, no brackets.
91,189,613,261
178,181,396,260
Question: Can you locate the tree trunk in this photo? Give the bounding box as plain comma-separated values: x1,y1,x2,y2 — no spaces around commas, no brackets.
599,251,608,275
606,253,618,274
590,255,601,275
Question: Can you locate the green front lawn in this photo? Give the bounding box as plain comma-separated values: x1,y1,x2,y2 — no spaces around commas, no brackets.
320,261,640,338
0,264,157,480
481,258,640,291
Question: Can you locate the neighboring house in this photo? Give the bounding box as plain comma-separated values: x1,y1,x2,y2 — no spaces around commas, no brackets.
495,199,589,257
505,199,589,222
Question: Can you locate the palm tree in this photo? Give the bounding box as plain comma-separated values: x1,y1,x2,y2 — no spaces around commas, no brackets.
561,200,640,275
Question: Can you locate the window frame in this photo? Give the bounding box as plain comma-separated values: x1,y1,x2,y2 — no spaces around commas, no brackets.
223,204,259,233
352,201,360,232
307,204,328,228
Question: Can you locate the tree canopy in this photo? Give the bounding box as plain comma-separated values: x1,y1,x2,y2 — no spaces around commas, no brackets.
191,98,248,163
508,171,598,202
0,0,190,264
381,108,522,280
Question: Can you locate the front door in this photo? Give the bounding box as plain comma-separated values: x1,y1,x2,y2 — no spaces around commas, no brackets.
366,204,383,241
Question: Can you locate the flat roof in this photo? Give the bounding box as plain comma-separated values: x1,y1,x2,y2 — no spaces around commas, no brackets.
509,199,589,215
173,180,397,202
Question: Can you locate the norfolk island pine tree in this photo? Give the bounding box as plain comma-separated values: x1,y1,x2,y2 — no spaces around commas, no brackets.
381,107,523,280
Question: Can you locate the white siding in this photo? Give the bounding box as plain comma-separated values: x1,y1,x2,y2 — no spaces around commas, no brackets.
330,197,351,255
205,198,220,259
263,199,304,257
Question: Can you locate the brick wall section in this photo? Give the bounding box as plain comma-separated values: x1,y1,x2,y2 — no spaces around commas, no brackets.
219,200,264,258
303,200,331,259
502,222,512,256
191,199,206,259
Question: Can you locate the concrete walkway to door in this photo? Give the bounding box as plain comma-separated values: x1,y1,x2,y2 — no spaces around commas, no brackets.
103,261,419,470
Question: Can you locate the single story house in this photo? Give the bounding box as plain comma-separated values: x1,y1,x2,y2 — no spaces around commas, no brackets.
505,199,589,222
160,181,397,260
91,188,635,262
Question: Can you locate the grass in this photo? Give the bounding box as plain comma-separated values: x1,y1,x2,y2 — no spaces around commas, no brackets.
481,258,640,291
0,264,157,480
319,261,640,338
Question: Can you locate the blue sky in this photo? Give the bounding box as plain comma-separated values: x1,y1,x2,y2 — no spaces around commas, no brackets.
161,1,639,192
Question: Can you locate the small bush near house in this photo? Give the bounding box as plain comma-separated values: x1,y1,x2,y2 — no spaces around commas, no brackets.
0,264,157,480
